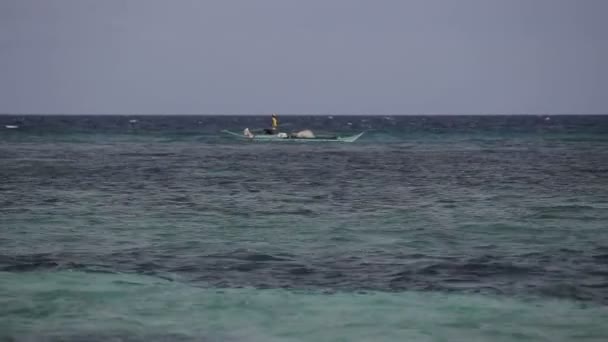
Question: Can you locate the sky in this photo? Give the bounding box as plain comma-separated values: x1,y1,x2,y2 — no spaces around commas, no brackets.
1,0,606,115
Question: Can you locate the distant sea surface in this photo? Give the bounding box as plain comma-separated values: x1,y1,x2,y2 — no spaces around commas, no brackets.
1,115,608,341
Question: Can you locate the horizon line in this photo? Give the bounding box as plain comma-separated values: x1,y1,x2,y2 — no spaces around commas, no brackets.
1,113,607,116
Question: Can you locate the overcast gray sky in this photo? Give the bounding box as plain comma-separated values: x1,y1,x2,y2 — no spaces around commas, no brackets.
1,0,606,115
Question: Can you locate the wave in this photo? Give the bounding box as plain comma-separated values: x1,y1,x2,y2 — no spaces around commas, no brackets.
2,249,607,304
1,270,607,341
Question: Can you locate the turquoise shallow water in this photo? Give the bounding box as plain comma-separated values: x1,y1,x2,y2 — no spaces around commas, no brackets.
1,115,608,341
2,271,607,342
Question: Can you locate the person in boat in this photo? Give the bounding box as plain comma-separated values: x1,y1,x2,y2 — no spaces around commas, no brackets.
264,113,279,134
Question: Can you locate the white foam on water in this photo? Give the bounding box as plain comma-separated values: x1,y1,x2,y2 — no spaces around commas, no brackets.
1,271,607,342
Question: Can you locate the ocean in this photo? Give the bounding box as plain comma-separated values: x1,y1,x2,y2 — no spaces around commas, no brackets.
1,114,607,341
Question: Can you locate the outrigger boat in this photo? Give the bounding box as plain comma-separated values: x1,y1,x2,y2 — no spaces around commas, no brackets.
222,128,364,143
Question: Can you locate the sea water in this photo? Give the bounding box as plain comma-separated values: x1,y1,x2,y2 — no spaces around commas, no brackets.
1,115,607,341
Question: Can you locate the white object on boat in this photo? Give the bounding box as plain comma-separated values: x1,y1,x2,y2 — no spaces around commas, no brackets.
5,125,19,129
243,128,254,138
295,130,315,138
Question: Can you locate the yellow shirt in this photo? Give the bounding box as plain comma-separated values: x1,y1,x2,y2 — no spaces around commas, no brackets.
272,117,278,129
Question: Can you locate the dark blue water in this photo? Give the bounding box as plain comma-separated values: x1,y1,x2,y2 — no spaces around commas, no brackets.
1,115,608,341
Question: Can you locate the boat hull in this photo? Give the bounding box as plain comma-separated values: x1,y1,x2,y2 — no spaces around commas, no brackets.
222,130,363,142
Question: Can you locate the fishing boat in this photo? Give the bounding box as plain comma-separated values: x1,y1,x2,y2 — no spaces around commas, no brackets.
222,129,364,143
